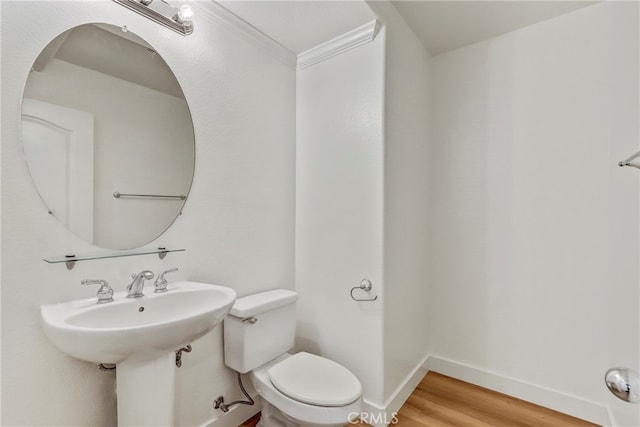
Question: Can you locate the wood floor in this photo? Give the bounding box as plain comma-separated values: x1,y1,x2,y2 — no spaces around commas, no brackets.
239,372,599,427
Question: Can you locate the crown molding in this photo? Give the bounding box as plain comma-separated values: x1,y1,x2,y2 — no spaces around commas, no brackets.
192,3,380,72
194,1,297,69
296,20,381,71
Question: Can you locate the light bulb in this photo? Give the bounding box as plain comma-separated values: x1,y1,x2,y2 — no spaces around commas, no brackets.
176,4,194,25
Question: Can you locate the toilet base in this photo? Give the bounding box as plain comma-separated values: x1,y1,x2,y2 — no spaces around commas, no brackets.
257,400,347,427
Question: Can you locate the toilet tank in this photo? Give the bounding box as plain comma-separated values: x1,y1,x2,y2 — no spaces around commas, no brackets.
223,289,297,373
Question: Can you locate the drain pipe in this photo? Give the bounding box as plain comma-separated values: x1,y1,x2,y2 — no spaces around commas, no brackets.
213,371,255,412
98,363,116,371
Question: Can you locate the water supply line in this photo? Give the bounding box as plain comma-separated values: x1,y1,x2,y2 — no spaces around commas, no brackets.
213,371,254,412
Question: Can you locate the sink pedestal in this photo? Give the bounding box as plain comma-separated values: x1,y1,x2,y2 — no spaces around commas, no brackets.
116,352,176,426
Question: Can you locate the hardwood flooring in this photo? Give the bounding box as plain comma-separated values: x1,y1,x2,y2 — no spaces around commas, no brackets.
239,413,261,427
239,372,599,427
392,372,598,427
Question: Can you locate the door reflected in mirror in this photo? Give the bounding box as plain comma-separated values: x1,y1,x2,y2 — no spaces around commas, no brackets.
22,23,195,250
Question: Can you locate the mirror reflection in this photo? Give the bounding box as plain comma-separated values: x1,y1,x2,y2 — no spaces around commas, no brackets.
22,23,195,250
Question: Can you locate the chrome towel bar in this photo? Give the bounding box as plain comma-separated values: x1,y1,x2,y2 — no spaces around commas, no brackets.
113,192,186,200
618,150,640,170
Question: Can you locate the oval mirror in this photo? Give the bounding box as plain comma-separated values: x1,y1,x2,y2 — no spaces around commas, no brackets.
21,23,195,250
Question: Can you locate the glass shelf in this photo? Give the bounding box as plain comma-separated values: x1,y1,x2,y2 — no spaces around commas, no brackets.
43,247,185,270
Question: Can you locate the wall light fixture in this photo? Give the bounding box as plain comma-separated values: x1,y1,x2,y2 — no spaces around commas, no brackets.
113,0,194,36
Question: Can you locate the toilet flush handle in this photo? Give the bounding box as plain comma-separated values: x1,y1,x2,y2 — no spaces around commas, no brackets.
242,317,258,324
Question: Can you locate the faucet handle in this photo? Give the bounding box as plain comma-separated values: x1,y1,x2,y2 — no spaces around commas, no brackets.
81,279,114,304
154,268,178,293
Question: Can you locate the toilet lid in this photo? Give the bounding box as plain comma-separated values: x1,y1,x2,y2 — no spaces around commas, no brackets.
268,352,362,407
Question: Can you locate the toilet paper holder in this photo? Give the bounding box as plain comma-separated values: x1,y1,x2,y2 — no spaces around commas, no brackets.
350,279,378,302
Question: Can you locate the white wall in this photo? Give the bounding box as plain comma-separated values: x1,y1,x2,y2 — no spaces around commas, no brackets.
24,58,195,249
366,1,432,409
296,4,434,415
5,1,638,426
429,2,639,425
295,33,386,406
1,1,295,426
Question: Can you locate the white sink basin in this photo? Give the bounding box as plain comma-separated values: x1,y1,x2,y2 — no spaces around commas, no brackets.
41,281,236,364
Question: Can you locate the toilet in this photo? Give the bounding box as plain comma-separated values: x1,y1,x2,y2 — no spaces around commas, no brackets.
223,289,363,427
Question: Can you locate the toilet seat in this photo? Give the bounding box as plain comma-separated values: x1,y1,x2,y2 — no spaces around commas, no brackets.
268,352,362,407
251,353,363,426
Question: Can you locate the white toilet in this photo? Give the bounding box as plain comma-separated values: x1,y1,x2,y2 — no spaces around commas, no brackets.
223,289,363,427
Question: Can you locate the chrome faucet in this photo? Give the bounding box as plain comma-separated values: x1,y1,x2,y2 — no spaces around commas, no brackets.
126,270,155,298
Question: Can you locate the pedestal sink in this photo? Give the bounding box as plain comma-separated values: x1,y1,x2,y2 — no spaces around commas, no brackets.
41,281,236,426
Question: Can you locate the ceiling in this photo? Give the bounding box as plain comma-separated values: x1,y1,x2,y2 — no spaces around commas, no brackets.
218,1,376,54
392,1,598,55
216,0,597,56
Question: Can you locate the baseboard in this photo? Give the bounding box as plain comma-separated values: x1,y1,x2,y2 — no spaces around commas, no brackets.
200,355,609,427
200,392,262,427
384,354,430,416
361,354,429,427
425,355,612,426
